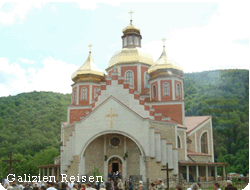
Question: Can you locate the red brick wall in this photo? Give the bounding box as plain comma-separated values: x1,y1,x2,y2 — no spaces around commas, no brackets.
151,81,158,101
174,80,182,100
69,109,91,124
121,66,138,91
141,66,149,92
108,69,114,77
153,104,183,124
160,80,172,101
79,85,89,105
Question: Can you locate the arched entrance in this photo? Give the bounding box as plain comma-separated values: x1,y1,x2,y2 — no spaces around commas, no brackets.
79,130,146,181
108,156,123,179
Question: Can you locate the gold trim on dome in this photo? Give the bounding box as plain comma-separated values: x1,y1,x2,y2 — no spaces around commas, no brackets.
148,47,183,74
108,47,154,68
71,46,104,81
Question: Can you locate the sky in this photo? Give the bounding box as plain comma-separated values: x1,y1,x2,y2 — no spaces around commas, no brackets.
0,1,249,97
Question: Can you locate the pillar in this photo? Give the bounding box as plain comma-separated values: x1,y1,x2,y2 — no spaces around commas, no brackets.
57,167,60,181
140,156,146,182
205,165,208,181
186,165,189,182
39,168,41,177
196,165,199,182
47,167,50,176
43,168,45,178
215,166,217,181
223,166,226,180
52,167,55,177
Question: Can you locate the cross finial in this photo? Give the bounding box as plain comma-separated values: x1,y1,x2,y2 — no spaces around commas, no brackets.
128,10,134,25
88,43,93,53
162,37,166,47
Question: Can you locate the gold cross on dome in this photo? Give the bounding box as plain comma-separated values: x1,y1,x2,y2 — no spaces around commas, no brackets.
128,10,134,24
162,37,166,47
88,43,93,52
105,108,118,129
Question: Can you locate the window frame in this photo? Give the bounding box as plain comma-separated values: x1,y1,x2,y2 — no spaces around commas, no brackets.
144,72,150,88
163,82,170,96
152,84,157,98
200,131,208,154
176,83,181,97
125,70,134,86
177,135,182,149
81,87,87,100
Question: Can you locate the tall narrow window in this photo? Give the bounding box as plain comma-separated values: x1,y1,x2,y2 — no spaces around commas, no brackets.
176,83,181,97
163,82,170,96
126,71,133,85
201,132,208,153
124,37,127,46
81,88,87,100
73,89,76,102
128,36,133,45
94,88,98,98
152,85,157,98
177,136,181,148
144,72,149,88
134,36,139,45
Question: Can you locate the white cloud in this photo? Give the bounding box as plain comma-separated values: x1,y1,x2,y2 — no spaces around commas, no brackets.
0,57,78,97
143,1,250,73
0,2,45,24
18,58,35,64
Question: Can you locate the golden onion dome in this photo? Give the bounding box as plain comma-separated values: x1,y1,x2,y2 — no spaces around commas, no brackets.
108,47,154,68
148,38,183,74
122,24,140,35
71,44,104,81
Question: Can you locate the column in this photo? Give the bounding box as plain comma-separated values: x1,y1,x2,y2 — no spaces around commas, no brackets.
39,168,41,177
196,165,199,182
215,166,217,181
57,167,60,181
186,165,189,182
223,166,226,180
52,167,55,177
104,135,108,181
140,156,146,182
47,167,50,176
123,136,127,182
205,165,208,181
43,168,45,178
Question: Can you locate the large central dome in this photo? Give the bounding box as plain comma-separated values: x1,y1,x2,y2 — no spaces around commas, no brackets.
108,47,154,68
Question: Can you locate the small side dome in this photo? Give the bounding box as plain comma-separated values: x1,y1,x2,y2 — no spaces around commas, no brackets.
148,38,183,74
71,44,104,82
108,47,154,68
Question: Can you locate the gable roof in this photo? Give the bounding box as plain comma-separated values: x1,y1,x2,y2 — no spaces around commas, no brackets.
185,116,211,133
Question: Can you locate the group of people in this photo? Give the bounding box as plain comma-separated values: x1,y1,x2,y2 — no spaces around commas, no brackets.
174,180,238,190
1,178,239,190
108,171,122,181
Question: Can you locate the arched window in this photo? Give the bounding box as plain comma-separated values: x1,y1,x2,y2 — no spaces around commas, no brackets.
201,132,208,153
144,72,149,88
163,82,170,96
152,85,157,98
94,88,98,98
81,88,87,100
177,135,181,148
176,83,181,97
126,71,133,85
73,89,76,102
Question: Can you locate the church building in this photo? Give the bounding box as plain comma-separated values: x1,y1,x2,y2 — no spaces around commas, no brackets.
54,12,228,183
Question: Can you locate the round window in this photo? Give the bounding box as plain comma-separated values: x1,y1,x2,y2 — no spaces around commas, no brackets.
110,137,120,147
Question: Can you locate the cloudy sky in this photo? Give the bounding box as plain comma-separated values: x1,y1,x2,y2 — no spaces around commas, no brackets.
0,2,249,97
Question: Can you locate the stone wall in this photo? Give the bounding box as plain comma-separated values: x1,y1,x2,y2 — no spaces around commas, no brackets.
177,130,186,161
149,121,176,147
85,135,104,175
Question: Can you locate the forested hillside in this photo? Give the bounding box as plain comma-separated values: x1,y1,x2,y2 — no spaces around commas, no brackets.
0,69,248,178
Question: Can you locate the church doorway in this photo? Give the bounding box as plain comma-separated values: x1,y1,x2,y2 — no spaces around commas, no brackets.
108,157,122,178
